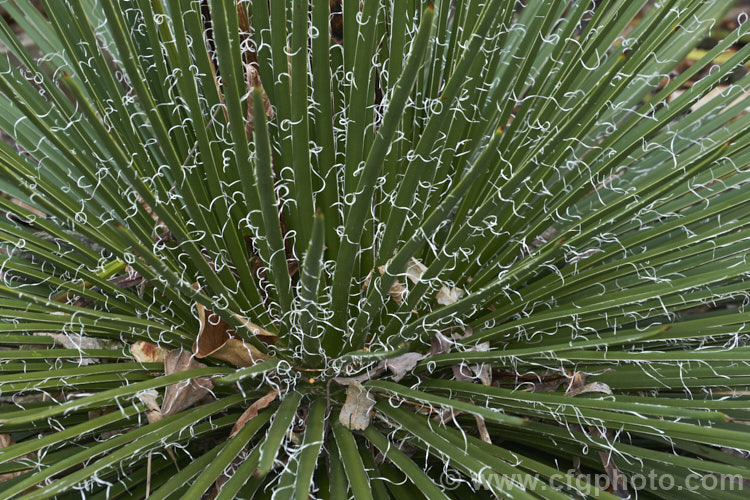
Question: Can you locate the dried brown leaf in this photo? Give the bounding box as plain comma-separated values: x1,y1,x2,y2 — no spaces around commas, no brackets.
430,407,461,424
429,332,452,356
191,285,274,367
435,286,465,306
405,258,427,284
339,381,376,431
332,363,386,385
195,337,271,367
334,351,423,385
193,306,234,355
452,341,491,385
565,371,587,394
229,390,278,438
475,415,492,444
526,378,566,393
531,227,559,249
137,389,163,424
136,388,179,478
214,390,276,496
33,333,101,365
0,434,31,483
361,265,408,306
453,364,474,382
245,64,274,138
214,391,279,495
131,341,168,364
598,451,630,498
406,257,465,306
162,349,214,417
565,381,612,398
383,352,425,382
330,0,343,43
229,312,278,345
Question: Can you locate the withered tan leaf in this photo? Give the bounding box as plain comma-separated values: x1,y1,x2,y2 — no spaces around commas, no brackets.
452,341,491,385
406,257,465,306
598,450,630,498
34,332,102,349
229,390,278,438
194,337,271,367
452,364,474,382
192,284,274,367
333,352,423,385
332,364,386,386
475,415,492,444
214,390,278,495
526,378,567,393
229,312,278,345
245,63,274,138
0,434,30,483
435,286,465,306
362,265,407,305
565,371,587,394
383,352,425,382
137,388,180,475
162,349,214,417
194,304,234,354
137,389,163,424
565,381,612,398
429,332,452,356
405,258,427,284
131,341,168,364
339,381,376,431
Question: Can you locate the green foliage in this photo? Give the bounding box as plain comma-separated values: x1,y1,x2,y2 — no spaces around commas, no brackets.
0,0,749,498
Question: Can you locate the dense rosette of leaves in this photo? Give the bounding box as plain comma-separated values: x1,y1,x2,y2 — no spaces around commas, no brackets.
0,0,749,498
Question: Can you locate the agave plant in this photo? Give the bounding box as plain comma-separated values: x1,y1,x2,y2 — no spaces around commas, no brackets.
0,0,749,497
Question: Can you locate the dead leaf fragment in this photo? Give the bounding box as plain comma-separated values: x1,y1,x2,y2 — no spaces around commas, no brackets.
452,341,491,386
405,258,427,284
432,331,493,442
339,381,376,431
406,257,465,306
435,286,465,305
527,378,567,393
566,371,587,393
669,85,745,112
191,285,273,367
131,341,168,364
565,381,612,398
383,352,425,382
195,336,271,367
0,434,31,483
229,312,278,345
215,390,278,495
362,266,406,305
332,364,386,386
137,389,163,424
34,333,101,365
599,451,630,498
362,257,466,309
334,352,424,385
245,63,274,138
531,227,559,249
429,332,452,356
136,389,180,483
475,415,492,444
230,390,278,438
162,349,214,417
